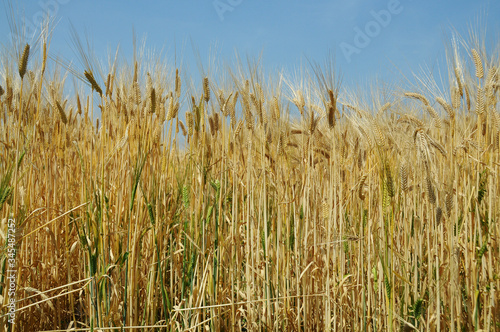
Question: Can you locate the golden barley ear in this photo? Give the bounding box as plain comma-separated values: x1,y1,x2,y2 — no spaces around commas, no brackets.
19,43,30,79
234,120,244,138
250,92,258,110
133,60,138,83
56,101,68,124
133,80,141,105
230,90,238,112
436,206,443,223
175,68,181,99
400,160,408,193
378,102,391,117
471,49,484,79
404,92,430,106
76,93,82,115
321,200,329,220
308,110,319,135
178,120,187,136
244,99,254,130
217,89,224,107
203,77,210,103
327,104,335,129
397,114,425,128
476,88,485,115
272,96,280,121
371,119,386,147
0,85,4,98
292,91,305,115
485,66,497,88
221,92,232,117
451,86,461,110
186,111,194,136
208,115,215,136
41,42,47,75
427,135,447,157
276,131,283,156
214,112,220,133
167,98,178,122
436,97,455,119
382,178,391,211
84,70,103,96
384,161,395,198
172,102,179,119
426,176,436,205
454,67,463,96
105,73,112,96
149,88,156,114
327,89,336,129
358,174,368,200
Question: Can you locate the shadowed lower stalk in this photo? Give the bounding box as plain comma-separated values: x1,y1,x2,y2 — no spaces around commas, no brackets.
123,148,147,327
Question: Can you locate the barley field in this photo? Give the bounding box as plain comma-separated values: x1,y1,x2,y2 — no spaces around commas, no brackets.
0,22,499,331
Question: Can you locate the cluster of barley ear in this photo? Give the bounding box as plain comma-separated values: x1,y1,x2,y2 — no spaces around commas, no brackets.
0,28,499,332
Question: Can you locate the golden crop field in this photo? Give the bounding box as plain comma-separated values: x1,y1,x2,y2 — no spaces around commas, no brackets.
0,19,499,332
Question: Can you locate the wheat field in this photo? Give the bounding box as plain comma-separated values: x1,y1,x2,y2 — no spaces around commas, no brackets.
0,21,499,331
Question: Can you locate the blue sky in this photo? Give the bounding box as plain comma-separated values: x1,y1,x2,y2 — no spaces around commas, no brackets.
1,0,499,89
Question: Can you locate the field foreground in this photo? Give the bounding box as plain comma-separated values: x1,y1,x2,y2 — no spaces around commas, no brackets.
0,30,499,331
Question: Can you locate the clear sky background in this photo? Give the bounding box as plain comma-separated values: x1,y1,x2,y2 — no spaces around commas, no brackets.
1,0,499,90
